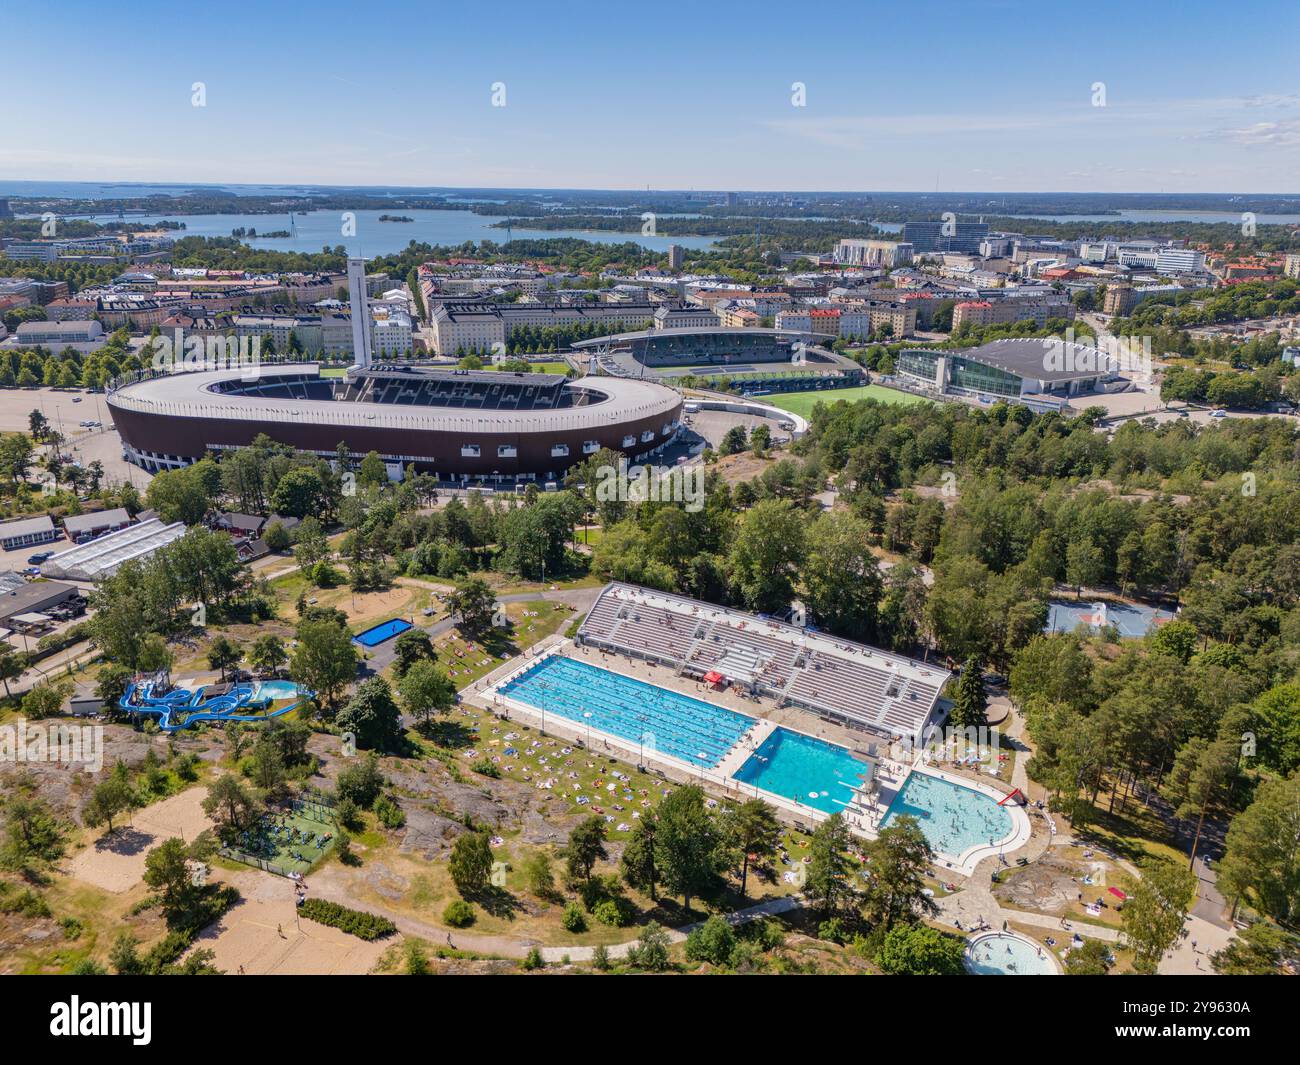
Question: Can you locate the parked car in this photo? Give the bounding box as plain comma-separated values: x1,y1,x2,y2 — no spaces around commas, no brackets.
27,551,54,564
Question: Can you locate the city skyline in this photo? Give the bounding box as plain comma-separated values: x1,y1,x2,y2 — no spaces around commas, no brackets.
4,0,1300,193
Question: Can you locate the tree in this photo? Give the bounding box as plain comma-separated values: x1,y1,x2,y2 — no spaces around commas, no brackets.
145,463,213,525
336,677,404,752
1064,938,1114,975
1121,857,1196,974
727,499,807,614
655,785,724,913
1162,734,1239,868
206,636,242,681
861,815,937,930
949,657,988,730
804,813,857,917
392,628,436,676
1217,773,1300,924
719,798,781,898
627,921,670,971
0,644,26,698
0,796,68,874
685,914,737,966
83,763,138,835
447,577,497,637
1211,921,1297,975
249,634,287,677
620,812,659,901
874,923,966,975
290,617,358,711
563,815,608,883
397,659,456,728
202,774,261,844
142,837,196,916
94,663,132,709
522,851,556,899
449,831,493,897
800,512,882,641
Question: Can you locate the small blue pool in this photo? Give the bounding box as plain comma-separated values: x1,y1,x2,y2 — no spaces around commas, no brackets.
881,771,1013,858
500,655,753,767
731,728,871,814
254,680,299,701
353,618,413,647
965,932,1058,975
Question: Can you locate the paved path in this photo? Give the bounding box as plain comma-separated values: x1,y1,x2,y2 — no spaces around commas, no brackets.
307,870,801,962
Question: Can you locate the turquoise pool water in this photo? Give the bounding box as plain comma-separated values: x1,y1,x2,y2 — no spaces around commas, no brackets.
965,933,1057,975
732,728,871,813
881,771,1012,858
500,655,753,767
255,680,299,701
353,618,413,647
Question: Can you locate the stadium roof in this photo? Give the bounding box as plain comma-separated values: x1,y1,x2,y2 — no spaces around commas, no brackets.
572,327,837,346
949,337,1119,383
107,363,680,435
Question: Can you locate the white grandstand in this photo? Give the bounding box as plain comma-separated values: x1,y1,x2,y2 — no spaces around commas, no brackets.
577,582,951,741
41,519,186,581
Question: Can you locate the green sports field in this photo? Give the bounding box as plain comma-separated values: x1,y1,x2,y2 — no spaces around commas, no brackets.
766,385,930,418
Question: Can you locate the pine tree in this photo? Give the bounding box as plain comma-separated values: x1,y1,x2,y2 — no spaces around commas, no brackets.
950,656,988,729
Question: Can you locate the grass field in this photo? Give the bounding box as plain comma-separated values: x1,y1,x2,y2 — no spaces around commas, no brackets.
488,361,570,374
766,385,929,418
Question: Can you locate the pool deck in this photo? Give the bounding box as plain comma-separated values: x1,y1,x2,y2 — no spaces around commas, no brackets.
473,640,1032,873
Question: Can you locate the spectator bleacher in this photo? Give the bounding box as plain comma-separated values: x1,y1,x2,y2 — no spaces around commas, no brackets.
577,582,950,740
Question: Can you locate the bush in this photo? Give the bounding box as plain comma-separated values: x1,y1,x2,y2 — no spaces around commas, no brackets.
335,797,363,831
374,794,406,829
591,943,610,971
685,915,736,966
592,898,628,927
0,889,51,918
442,899,475,928
561,901,587,933
817,916,850,945
59,916,84,940
298,898,395,940
471,758,501,778
522,947,544,971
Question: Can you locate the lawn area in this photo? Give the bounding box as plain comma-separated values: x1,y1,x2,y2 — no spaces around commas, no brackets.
432,599,574,689
767,384,929,419
486,361,570,374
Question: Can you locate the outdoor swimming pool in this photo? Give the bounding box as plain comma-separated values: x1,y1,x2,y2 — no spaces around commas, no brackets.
881,771,1013,858
499,655,753,767
353,618,413,647
965,932,1058,975
254,680,299,701
732,728,871,814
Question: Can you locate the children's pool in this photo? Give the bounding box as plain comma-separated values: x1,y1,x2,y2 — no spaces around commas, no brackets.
965,932,1058,975
254,680,299,701
353,618,413,647
732,728,871,814
499,655,753,768
881,771,1012,858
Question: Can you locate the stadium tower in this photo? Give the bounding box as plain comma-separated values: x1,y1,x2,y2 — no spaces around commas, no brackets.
346,257,372,368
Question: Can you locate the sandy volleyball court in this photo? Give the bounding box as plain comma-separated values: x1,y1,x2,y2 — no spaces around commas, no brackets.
67,787,214,893
191,870,388,975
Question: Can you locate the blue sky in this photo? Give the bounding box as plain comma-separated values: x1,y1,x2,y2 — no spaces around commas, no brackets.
4,0,1299,192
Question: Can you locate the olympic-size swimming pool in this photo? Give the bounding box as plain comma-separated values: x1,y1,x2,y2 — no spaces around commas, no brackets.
499,655,753,767
732,728,871,813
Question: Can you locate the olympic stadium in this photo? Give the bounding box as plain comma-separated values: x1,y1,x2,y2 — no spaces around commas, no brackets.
106,362,683,482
